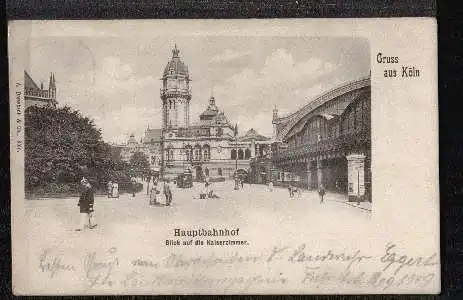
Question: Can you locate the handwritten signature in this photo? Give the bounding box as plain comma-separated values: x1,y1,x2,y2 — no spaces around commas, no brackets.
39,249,76,278
380,242,439,275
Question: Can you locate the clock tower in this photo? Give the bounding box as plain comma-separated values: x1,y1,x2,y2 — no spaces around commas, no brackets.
160,45,191,129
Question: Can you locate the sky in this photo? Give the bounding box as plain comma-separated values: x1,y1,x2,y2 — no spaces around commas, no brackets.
27,36,370,144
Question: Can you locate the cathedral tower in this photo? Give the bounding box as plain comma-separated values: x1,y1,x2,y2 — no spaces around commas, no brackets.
160,45,191,129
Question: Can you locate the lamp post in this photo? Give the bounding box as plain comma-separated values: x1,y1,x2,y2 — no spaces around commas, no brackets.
234,123,239,190
160,128,165,182
234,123,238,171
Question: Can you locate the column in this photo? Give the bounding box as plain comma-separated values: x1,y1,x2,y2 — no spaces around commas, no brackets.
251,140,256,158
306,161,312,190
317,159,324,189
346,154,365,202
174,100,178,127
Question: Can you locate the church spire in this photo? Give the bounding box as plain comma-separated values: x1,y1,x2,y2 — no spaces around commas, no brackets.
49,72,53,91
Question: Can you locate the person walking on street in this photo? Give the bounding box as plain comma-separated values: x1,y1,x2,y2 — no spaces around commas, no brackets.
288,183,294,197
131,177,137,198
107,180,112,198
76,177,97,231
268,181,274,192
150,179,159,206
318,183,326,203
164,180,172,206
111,181,119,198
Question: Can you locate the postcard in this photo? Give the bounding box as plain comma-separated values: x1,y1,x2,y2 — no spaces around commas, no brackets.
9,19,438,294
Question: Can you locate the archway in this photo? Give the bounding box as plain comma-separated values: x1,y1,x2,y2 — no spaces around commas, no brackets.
245,148,251,159
238,149,244,160
195,165,203,181
231,149,237,160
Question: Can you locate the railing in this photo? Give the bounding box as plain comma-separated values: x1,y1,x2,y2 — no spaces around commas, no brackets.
176,130,211,137
273,129,369,160
160,87,191,97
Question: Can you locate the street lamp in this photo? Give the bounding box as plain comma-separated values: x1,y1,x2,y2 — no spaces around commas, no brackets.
160,127,165,182
234,123,239,190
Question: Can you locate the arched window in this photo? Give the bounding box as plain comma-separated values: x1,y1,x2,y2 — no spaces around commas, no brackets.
203,145,210,161
166,147,173,161
184,145,192,161
245,148,251,159
193,145,201,161
231,149,237,160
218,168,223,176
238,149,244,160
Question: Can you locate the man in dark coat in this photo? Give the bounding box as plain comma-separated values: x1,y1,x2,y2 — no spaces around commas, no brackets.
318,183,326,203
164,180,172,206
76,177,97,231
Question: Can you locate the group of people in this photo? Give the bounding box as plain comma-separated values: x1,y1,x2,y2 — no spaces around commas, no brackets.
149,178,172,206
200,178,219,199
106,180,119,198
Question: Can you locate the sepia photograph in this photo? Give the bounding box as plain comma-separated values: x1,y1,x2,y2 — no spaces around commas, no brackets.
10,19,438,295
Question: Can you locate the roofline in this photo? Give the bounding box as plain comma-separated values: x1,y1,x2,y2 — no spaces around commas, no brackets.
274,75,371,125
274,75,371,141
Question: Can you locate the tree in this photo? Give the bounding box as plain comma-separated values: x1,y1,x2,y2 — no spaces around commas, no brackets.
24,105,131,193
129,152,150,176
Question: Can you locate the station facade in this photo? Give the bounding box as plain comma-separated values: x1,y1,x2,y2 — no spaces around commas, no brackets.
270,76,371,202
116,46,269,181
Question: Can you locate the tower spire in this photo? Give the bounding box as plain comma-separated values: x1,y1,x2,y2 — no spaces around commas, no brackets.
172,44,180,58
209,87,216,106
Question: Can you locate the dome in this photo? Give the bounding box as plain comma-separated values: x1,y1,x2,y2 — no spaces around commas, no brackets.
163,45,189,77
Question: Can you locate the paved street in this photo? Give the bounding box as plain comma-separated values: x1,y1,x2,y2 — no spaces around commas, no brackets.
22,180,372,293
25,180,371,248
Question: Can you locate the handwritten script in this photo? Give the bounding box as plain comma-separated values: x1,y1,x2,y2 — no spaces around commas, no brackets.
38,242,438,292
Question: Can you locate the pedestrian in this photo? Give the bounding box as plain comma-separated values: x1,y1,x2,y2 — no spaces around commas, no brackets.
268,181,274,192
149,179,159,205
240,178,244,189
164,180,172,206
207,180,213,198
288,182,294,197
318,183,326,203
107,180,113,198
76,177,97,231
111,181,119,198
131,177,137,198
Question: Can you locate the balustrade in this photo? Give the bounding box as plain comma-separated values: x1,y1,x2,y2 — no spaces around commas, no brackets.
273,129,369,160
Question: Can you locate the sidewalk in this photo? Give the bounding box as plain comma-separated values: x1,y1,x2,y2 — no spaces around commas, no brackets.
323,191,372,212
273,185,372,212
